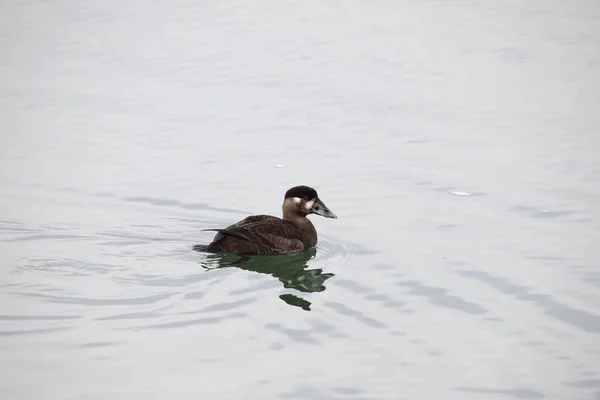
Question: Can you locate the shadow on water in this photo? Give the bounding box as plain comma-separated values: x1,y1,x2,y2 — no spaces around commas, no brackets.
198,248,334,311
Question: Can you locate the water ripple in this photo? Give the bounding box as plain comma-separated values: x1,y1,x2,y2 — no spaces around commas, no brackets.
0,314,80,321
324,301,389,329
280,384,369,400
192,298,257,313
124,195,250,214
15,291,175,306
136,311,247,330
14,258,124,276
454,387,546,399
265,322,322,345
458,270,600,333
115,271,220,288
397,280,489,315
0,326,71,337
4,233,95,242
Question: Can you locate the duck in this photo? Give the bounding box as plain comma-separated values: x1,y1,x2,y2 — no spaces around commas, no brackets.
193,185,337,256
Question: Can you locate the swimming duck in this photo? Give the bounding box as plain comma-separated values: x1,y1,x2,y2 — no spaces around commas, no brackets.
193,185,337,256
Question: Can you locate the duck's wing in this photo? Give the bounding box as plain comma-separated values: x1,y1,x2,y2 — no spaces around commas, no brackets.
203,218,306,253
227,215,278,228
201,215,276,241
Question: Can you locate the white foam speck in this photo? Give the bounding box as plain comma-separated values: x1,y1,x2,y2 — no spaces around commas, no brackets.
449,191,472,197
274,164,285,168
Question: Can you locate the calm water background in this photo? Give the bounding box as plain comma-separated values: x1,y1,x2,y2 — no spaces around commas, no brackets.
1,1,599,399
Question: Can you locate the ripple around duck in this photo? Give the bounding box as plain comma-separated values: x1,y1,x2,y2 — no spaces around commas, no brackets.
314,233,377,265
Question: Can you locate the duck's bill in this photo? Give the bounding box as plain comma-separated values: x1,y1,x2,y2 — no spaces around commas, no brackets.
312,198,338,219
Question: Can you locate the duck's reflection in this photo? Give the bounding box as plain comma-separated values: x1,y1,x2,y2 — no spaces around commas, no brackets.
200,248,334,311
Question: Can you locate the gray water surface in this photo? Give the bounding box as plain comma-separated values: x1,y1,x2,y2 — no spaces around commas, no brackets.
1,1,600,399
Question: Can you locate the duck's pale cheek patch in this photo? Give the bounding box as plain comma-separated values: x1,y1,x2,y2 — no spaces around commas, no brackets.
292,197,302,204
305,200,314,210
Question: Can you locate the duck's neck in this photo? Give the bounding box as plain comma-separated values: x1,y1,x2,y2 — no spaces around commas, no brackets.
283,212,317,243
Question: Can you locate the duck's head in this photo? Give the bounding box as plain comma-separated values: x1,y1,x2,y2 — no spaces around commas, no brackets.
283,185,338,219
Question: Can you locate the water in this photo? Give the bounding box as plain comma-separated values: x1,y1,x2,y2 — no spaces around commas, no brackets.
1,0,599,399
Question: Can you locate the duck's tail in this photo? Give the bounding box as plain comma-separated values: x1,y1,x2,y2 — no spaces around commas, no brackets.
192,244,210,252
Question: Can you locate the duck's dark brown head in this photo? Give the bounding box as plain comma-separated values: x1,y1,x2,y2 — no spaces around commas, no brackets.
283,185,337,220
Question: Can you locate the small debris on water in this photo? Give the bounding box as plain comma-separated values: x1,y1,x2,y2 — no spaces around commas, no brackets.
449,191,472,197
274,164,285,168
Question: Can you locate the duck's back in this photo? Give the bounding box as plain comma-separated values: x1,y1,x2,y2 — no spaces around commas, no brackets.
194,215,314,255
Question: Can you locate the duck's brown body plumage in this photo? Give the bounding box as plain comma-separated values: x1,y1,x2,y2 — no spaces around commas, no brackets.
193,186,337,256
193,214,316,255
